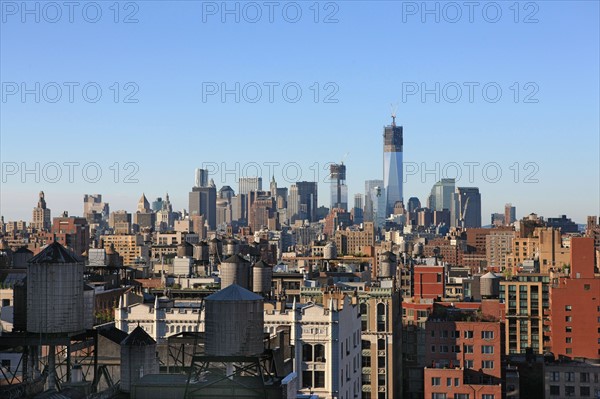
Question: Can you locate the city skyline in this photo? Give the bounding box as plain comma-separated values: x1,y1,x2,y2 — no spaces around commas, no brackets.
1,2,598,223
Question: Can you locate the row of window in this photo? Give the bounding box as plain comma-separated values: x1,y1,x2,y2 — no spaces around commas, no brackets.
549,371,599,383
431,394,495,399
431,345,494,354
430,330,494,339
549,385,597,397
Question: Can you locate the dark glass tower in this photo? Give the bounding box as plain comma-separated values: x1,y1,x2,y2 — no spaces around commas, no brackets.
383,116,403,216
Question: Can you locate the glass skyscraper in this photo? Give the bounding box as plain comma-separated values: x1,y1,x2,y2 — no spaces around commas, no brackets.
383,118,403,216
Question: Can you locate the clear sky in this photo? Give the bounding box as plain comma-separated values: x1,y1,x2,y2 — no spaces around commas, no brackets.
1,1,599,223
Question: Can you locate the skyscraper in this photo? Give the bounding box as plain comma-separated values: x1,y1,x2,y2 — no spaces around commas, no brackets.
383,116,403,216
504,203,516,225
451,187,482,228
428,178,455,211
194,168,209,188
31,191,51,231
189,181,217,230
238,177,262,195
364,179,383,223
288,182,318,223
329,163,348,211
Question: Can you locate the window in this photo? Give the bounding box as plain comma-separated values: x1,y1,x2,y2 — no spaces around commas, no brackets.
566,326,572,333
442,330,449,338
302,344,313,362
314,371,325,388
446,378,452,387
549,386,560,396
362,356,371,368
565,386,575,397
378,356,385,368
566,337,572,343
464,345,474,353
464,330,473,339
482,360,494,369
565,316,572,322
377,303,386,316
302,371,313,388
1,299,9,307
432,394,447,399
378,339,385,351
314,344,325,362
565,305,572,311
431,330,435,337
454,378,459,387
440,345,449,353
464,360,474,369
362,340,370,350
550,371,560,382
581,373,590,382
454,394,469,399
565,372,575,382
481,345,494,354
566,348,572,354
481,331,494,339
431,345,436,353
482,395,494,399
431,377,441,386
580,386,590,397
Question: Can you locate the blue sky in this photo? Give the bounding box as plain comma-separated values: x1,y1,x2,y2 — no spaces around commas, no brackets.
1,1,599,223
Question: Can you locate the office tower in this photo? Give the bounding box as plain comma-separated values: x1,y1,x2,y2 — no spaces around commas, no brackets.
295,181,318,223
451,187,481,228
231,194,247,224
367,185,386,228
189,181,217,231
364,179,384,222
383,116,403,215
31,191,51,231
504,203,516,225
218,185,235,201
151,197,163,212
248,191,279,231
194,168,209,188
155,193,174,231
407,197,421,213
83,194,109,219
329,163,348,211
546,215,579,233
288,185,300,223
238,177,262,195
427,178,455,211
352,194,364,225
109,210,132,234
137,193,151,213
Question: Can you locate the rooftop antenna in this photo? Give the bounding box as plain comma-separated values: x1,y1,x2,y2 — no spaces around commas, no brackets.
390,103,398,127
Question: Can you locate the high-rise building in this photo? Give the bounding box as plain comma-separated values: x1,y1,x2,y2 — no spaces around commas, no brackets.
352,194,364,225
290,181,318,223
367,185,386,228
31,191,51,231
407,197,421,213
364,179,384,223
238,177,262,195
189,181,217,231
383,116,403,216
194,168,209,188
151,197,163,212
504,203,516,225
451,187,482,228
329,163,348,211
428,178,455,211
83,194,109,219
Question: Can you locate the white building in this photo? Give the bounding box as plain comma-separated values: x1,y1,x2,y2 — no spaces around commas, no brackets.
264,296,362,399
114,295,204,342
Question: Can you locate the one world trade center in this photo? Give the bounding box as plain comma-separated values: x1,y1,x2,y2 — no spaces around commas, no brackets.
383,115,403,216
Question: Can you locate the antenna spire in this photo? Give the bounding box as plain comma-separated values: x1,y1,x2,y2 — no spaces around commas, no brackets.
390,103,398,127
